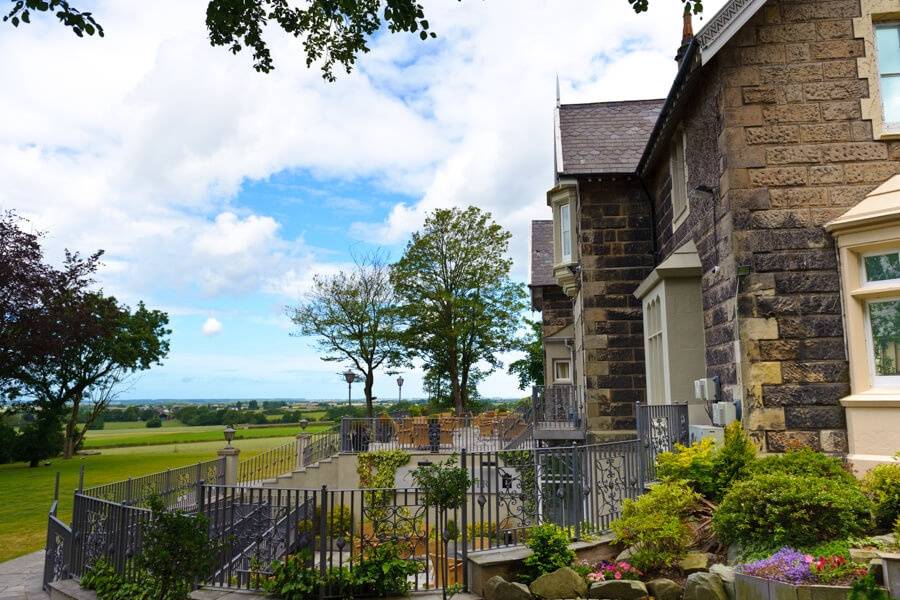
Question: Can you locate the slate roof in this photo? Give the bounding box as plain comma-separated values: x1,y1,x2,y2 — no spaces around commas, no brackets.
530,220,555,287
557,99,664,175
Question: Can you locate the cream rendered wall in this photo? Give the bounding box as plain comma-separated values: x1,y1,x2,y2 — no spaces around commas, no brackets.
664,278,710,425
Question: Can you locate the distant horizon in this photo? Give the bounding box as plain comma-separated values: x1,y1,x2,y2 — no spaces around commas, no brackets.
110,396,525,405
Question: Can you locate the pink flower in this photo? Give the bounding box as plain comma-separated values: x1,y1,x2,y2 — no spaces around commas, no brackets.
804,555,814,563
615,572,622,580
621,562,631,569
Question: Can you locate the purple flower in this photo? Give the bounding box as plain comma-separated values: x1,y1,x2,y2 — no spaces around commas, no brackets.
739,548,814,584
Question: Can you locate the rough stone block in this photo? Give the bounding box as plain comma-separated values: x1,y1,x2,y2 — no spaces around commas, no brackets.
760,63,823,83
769,187,827,207
822,59,858,79
746,125,801,145
782,1,859,22
762,383,849,407
821,142,888,162
781,361,848,383
803,80,865,101
763,104,821,124
766,430,821,452
817,19,854,39
746,407,786,431
821,101,861,120
808,165,845,184
588,580,648,600
845,162,900,184
684,573,728,600
749,167,807,187
743,86,779,104
784,405,846,429
759,23,817,43
800,123,851,143
530,567,588,600
766,145,821,164
820,429,848,453
810,39,865,60
741,45,787,65
647,579,683,600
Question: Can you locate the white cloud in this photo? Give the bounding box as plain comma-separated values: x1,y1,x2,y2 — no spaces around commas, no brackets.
201,317,224,336
0,0,729,397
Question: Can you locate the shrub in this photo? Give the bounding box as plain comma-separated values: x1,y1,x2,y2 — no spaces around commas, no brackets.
713,473,873,550
353,541,421,597
297,504,353,539
748,448,855,484
711,422,757,497
81,558,153,600
15,415,64,467
0,421,17,464
655,423,756,501
265,552,320,600
138,496,221,599
848,574,889,600
145,416,162,428
656,436,717,498
610,481,699,573
522,523,575,581
862,462,900,531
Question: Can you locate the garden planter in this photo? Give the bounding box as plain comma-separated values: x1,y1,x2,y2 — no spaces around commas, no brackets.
877,551,900,599
733,573,855,600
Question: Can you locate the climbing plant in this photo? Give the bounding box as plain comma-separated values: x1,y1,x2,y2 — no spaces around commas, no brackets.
357,450,410,489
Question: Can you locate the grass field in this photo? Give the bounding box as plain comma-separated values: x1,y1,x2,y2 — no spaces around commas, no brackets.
81,422,332,449
102,419,185,429
0,435,297,563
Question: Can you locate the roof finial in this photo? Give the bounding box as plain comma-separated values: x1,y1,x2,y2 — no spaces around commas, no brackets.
555,74,561,108
676,5,694,63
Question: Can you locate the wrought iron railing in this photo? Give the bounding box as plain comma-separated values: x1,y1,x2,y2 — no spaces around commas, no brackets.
42,500,72,590
302,431,341,466
340,414,535,453
69,493,152,580
237,438,298,485
635,402,690,482
532,384,585,431
82,458,225,509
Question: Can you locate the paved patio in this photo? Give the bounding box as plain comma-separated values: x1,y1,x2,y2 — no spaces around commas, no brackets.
0,551,48,599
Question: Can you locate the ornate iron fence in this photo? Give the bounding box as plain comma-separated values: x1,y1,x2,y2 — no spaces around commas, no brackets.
42,500,72,590
82,458,225,509
635,402,690,482
340,415,535,453
532,385,585,432
303,431,341,467
69,493,152,580
237,439,298,485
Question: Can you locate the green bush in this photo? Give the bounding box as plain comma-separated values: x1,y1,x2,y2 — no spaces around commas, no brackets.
610,481,699,572
848,574,889,600
713,473,873,550
81,559,153,600
297,504,353,539
265,553,320,600
656,436,717,498
522,523,575,581
862,462,900,531
655,423,756,501
748,448,855,484
353,542,421,597
145,416,162,428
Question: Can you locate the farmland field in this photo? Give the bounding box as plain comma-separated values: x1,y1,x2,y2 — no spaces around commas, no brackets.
0,435,297,562
81,422,332,449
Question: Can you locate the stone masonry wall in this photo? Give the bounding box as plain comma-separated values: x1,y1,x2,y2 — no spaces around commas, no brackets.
576,178,654,435
540,285,574,338
712,0,900,452
646,74,742,406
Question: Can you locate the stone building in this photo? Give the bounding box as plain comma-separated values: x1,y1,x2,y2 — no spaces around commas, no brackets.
531,0,900,470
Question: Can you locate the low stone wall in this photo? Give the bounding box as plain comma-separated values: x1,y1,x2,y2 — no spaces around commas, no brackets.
466,536,619,598
734,573,852,600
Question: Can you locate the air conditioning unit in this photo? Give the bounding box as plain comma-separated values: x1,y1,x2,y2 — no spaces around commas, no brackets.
712,401,737,426
690,425,724,445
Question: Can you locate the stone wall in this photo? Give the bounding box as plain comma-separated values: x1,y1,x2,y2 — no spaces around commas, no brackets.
540,285,574,338
576,178,654,433
707,0,897,452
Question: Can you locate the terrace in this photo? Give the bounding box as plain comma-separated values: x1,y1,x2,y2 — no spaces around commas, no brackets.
41,396,690,597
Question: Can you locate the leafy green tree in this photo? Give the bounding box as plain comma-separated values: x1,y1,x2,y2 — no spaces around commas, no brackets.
5,1,703,78
289,250,405,418
508,318,544,390
13,290,170,458
391,207,527,414
14,412,64,467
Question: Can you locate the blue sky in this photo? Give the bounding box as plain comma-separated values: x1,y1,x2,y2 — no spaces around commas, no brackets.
0,0,727,401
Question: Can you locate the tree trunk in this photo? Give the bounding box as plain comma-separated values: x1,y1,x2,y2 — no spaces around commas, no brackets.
460,361,470,409
449,343,463,416
364,369,375,418
63,393,82,459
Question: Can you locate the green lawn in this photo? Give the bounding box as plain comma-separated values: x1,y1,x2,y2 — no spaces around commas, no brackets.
0,436,297,563
81,422,331,449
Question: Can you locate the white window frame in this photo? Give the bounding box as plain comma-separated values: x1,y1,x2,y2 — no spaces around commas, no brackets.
861,248,900,286
553,359,572,383
864,296,900,387
670,127,689,230
643,287,670,405
560,202,572,263
875,22,900,132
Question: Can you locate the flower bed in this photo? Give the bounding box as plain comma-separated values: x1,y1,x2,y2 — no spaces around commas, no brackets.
734,548,870,600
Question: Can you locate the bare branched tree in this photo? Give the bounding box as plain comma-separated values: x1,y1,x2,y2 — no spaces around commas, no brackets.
288,249,405,417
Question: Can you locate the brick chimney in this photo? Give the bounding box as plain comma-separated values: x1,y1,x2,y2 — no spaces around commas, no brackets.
675,7,693,63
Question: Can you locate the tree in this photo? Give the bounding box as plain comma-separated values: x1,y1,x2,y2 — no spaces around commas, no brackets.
508,318,544,390
391,207,527,415
13,289,170,458
288,250,405,418
4,1,703,78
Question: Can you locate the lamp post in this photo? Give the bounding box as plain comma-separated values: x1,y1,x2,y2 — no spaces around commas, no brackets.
343,369,356,408
397,375,404,403
223,425,236,448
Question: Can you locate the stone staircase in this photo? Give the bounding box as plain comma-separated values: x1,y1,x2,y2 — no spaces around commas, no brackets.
259,454,351,490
